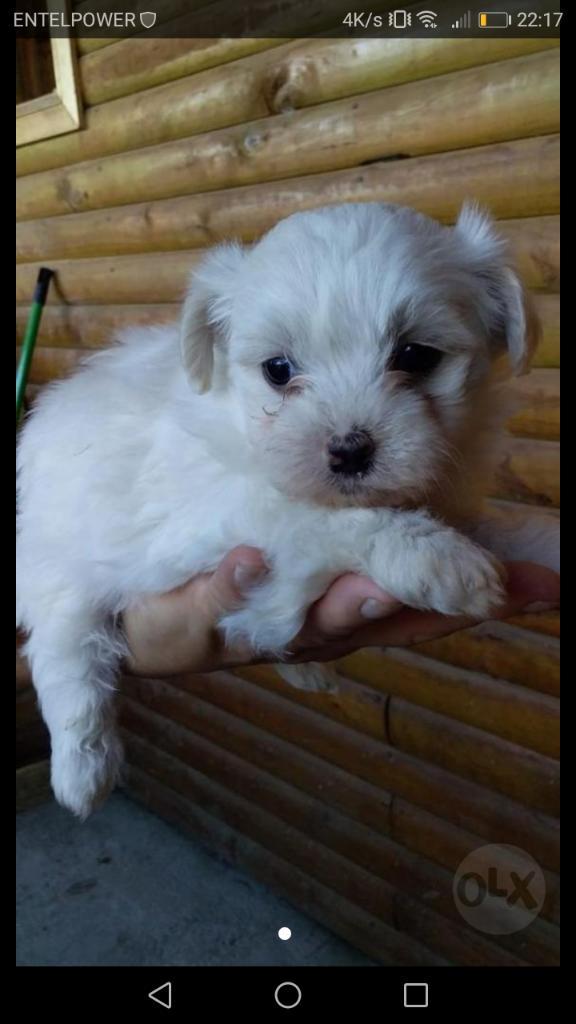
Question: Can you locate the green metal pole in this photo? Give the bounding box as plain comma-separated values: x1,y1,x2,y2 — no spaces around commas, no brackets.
16,267,54,425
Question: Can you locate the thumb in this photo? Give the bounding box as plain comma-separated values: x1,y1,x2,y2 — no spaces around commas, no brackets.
199,546,269,622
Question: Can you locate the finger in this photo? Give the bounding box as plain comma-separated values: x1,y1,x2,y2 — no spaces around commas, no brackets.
347,561,560,649
303,573,403,640
196,545,269,622
499,561,560,608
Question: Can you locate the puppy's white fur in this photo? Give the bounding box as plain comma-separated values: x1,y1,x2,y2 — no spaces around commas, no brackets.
16,202,558,818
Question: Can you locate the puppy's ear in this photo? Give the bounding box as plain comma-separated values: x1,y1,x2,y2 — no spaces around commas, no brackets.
180,243,246,393
454,202,541,376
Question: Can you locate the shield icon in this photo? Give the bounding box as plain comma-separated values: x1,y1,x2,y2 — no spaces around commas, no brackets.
140,11,157,29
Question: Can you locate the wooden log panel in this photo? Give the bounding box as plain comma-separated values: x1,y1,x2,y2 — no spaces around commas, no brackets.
144,671,559,872
502,215,559,292
20,346,83,383
79,22,286,105
492,437,559,507
15,252,201,307
414,621,560,697
17,38,558,178
124,731,551,965
337,647,559,756
121,703,559,962
508,369,559,441
16,251,204,305
16,51,560,221
16,682,50,769
530,293,559,368
15,294,558,372
508,610,560,639
125,764,447,966
239,664,558,813
122,699,465,923
15,135,560,264
121,676,560,885
16,760,52,812
14,216,559,304
16,303,179,349
386,698,559,815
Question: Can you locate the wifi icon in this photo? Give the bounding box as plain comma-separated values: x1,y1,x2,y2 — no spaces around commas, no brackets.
417,10,438,28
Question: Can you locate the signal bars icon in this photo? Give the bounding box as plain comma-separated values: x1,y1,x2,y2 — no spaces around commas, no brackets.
452,11,472,28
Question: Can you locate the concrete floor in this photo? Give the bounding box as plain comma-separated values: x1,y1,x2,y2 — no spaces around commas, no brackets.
16,792,375,967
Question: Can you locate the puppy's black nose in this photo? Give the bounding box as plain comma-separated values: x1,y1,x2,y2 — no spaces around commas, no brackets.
327,430,376,476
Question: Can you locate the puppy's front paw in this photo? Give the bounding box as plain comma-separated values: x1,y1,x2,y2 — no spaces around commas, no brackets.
220,584,306,658
371,527,507,619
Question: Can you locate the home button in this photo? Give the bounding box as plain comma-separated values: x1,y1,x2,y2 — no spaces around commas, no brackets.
274,982,302,1009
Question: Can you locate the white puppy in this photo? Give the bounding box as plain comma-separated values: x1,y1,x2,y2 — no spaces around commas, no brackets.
16,202,559,818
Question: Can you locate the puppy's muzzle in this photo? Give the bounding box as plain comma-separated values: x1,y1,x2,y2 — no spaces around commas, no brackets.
327,429,376,477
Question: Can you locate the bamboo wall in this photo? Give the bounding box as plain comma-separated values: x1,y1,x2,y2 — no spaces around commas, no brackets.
16,34,560,966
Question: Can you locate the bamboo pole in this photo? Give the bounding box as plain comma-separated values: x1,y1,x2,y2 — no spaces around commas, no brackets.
15,253,201,305
386,697,559,814
414,620,560,698
16,303,179,348
80,37,283,108
16,135,560,263
16,251,205,305
17,38,557,177
338,647,559,757
241,663,559,811
243,666,390,743
17,51,559,221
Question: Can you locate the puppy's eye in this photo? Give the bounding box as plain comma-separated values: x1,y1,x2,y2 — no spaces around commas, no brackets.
389,343,443,376
262,356,293,387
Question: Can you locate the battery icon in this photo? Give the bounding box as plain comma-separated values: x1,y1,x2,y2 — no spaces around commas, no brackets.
478,12,511,27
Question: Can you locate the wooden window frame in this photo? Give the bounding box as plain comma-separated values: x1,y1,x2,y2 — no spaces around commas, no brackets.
16,29,82,148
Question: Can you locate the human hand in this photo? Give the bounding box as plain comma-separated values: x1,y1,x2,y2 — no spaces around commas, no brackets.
121,547,559,677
